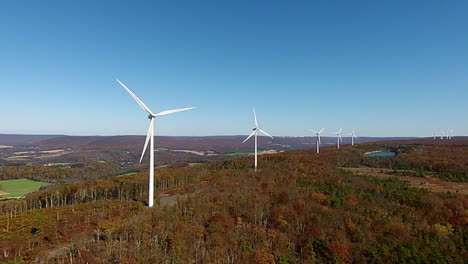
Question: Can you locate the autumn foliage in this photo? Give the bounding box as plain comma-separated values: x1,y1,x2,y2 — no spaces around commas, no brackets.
0,139,467,263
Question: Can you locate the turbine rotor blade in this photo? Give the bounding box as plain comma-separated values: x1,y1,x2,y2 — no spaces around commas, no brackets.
139,119,154,163
319,128,325,134
253,107,258,128
242,130,256,143
155,107,195,116
117,79,154,116
258,129,274,139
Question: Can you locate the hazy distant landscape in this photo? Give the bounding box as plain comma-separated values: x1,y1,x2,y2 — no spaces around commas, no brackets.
0,134,418,176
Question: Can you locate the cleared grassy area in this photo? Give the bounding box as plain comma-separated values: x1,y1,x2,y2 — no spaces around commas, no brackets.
189,163,203,167
225,152,252,157
0,179,49,198
156,148,169,151
4,157,29,161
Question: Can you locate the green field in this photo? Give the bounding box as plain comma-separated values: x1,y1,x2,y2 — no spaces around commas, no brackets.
4,157,29,161
156,148,169,151
0,179,49,199
225,152,252,157
188,163,203,167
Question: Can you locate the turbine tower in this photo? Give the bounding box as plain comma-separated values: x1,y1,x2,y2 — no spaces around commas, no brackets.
350,129,358,146
311,128,325,154
334,128,343,149
118,79,195,207
242,107,273,171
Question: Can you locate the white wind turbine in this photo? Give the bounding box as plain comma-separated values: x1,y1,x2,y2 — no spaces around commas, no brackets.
448,129,454,139
350,129,358,146
118,79,195,207
310,128,325,154
334,128,343,149
242,108,273,171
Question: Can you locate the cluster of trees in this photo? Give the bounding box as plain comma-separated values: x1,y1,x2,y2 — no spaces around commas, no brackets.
0,166,204,215
0,141,466,263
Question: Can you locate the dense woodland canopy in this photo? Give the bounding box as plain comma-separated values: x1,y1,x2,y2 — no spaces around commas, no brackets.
0,139,467,263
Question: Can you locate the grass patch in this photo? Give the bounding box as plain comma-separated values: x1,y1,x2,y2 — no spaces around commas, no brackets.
438,171,468,182
4,157,29,161
189,163,203,167
388,169,427,178
0,179,49,198
225,152,252,157
156,148,169,151
45,163,70,167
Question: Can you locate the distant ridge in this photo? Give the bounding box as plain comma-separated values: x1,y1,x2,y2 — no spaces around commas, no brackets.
0,134,63,146
6,134,420,154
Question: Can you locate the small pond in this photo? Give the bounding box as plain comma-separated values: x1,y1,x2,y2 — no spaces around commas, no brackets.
366,151,396,157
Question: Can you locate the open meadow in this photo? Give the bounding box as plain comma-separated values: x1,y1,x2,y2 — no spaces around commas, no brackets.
0,179,49,199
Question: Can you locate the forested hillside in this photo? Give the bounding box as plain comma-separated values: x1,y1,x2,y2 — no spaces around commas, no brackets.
355,139,468,182
0,140,466,263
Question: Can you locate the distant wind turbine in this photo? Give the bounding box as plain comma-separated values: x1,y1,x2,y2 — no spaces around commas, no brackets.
117,79,195,207
334,128,343,149
350,129,358,146
242,108,273,171
310,128,325,154
448,129,454,139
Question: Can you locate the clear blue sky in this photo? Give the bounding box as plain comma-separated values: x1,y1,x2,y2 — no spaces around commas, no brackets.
0,0,467,137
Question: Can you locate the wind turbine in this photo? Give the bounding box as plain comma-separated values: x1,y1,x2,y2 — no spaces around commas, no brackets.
310,128,325,154
242,108,273,171
350,129,358,146
117,79,195,207
334,128,343,149
440,129,445,140
448,129,454,139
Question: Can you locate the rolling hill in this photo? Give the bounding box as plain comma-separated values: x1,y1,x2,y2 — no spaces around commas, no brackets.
0,139,466,263
28,134,418,153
